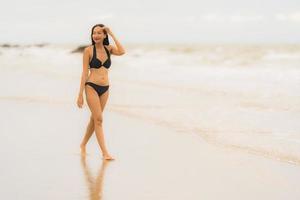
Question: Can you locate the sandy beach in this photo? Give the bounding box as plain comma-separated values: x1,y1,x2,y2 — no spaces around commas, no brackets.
1,43,300,199
1,97,300,199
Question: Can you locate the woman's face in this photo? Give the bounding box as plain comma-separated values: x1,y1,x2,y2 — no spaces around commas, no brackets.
92,26,106,43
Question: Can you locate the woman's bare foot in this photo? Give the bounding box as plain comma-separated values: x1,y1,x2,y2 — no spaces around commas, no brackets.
102,153,115,160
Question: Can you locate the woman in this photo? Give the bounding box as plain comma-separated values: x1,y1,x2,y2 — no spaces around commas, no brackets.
77,24,125,160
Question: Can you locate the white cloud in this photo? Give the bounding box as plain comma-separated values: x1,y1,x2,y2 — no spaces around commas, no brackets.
229,14,264,22
200,13,224,22
183,15,197,23
276,12,300,22
198,13,264,23
88,14,114,21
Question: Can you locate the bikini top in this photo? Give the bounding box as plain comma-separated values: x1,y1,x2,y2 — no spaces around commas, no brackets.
89,44,111,69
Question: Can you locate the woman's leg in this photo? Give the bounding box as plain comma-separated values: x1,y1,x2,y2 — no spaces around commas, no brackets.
98,89,113,160
99,88,109,111
85,85,113,160
80,88,109,154
80,116,94,154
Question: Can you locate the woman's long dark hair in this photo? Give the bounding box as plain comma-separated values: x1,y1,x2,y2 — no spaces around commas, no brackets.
91,24,109,45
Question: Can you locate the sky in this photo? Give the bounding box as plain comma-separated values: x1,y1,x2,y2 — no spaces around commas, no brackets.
0,0,300,44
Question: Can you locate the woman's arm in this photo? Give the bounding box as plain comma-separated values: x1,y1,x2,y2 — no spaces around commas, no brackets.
78,47,89,96
105,27,126,56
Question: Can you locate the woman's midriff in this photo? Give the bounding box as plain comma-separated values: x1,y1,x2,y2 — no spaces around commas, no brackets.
86,68,109,85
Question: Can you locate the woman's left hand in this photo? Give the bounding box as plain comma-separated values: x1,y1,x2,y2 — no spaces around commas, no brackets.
103,26,112,35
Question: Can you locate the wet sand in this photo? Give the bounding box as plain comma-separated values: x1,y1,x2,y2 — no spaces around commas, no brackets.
1,98,300,200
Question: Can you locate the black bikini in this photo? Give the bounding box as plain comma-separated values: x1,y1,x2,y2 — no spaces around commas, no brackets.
85,44,111,96
89,44,111,69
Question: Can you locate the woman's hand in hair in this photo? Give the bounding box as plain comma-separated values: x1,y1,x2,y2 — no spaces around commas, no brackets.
103,26,112,35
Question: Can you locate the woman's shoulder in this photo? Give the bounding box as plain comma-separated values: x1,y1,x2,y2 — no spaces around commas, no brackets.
85,45,93,50
83,45,93,54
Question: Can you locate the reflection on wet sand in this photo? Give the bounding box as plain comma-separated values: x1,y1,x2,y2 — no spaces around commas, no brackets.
80,155,111,200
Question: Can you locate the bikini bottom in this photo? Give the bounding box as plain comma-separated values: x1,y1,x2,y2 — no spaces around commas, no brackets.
85,82,109,96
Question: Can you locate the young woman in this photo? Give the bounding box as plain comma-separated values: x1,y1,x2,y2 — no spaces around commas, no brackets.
77,24,125,160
